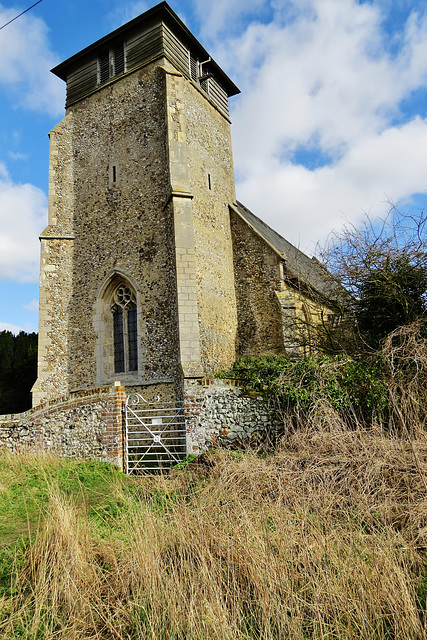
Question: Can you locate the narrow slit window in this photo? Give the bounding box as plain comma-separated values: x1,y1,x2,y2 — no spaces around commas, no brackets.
208,173,211,190
109,164,118,188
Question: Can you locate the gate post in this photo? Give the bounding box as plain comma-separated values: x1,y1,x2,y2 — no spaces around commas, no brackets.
102,383,126,470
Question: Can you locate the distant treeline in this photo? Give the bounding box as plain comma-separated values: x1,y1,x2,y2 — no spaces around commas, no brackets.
0,331,38,415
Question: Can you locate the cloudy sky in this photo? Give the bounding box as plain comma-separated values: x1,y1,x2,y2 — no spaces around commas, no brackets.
1,0,427,333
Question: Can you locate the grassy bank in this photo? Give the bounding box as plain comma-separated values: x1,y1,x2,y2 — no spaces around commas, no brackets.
1,420,427,639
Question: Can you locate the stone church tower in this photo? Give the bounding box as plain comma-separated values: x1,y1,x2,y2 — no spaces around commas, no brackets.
33,2,240,405
21,0,343,469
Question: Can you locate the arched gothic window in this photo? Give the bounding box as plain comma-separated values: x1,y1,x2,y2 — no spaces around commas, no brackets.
111,284,138,373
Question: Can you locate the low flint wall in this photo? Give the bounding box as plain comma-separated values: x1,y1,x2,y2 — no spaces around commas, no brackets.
0,385,126,467
184,378,275,454
0,379,275,468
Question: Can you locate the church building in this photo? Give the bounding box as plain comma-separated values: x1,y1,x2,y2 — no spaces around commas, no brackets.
32,2,340,421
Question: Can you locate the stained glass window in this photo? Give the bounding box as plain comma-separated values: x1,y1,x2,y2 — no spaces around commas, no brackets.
111,284,138,373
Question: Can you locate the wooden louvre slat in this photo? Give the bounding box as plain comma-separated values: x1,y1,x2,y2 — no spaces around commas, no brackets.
99,51,109,84
209,77,229,115
67,62,98,87
162,24,189,76
64,20,231,115
126,22,162,47
126,25,163,70
114,43,125,75
66,60,98,107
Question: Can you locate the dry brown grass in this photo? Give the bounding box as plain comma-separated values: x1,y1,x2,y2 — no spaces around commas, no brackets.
383,323,427,438
1,415,427,639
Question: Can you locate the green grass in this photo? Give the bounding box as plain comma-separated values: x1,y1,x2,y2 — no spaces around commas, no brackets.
0,454,134,606
0,454,131,549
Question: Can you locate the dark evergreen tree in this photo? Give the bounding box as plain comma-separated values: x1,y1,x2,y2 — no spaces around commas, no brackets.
0,331,38,414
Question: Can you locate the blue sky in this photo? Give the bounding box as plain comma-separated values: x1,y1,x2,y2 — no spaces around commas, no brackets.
1,0,427,333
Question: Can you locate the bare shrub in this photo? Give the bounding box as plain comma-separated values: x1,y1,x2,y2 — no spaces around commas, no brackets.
383,322,427,436
317,205,427,353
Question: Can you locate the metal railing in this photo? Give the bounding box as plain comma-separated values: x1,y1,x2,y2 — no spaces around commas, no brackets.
125,393,186,473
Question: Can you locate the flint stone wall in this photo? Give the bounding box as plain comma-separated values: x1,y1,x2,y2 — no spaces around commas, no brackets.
0,385,125,467
0,380,274,467
184,378,275,454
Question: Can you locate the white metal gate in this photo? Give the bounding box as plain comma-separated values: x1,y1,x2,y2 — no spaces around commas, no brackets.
125,394,186,473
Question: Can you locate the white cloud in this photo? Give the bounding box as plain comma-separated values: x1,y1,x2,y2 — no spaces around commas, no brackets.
238,117,427,250
23,299,39,312
192,0,267,41
8,151,28,161
0,4,64,116
108,2,150,27
0,321,23,334
196,0,427,250
0,163,47,282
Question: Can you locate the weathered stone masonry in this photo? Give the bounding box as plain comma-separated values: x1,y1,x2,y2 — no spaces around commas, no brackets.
34,2,244,410
185,379,275,455
0,385,126,467
1,381,275,469
16,3,344,471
